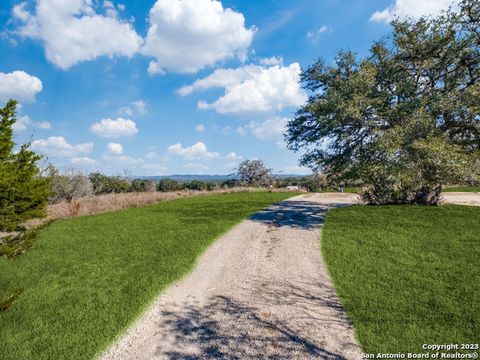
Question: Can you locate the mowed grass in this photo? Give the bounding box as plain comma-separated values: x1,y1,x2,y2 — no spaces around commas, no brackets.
0,192,298,360
322,205,480,353
443,186,480,192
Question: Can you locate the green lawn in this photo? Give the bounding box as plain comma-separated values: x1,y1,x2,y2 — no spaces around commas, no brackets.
0,192,297,360
443,186,480,192
322,205,480,354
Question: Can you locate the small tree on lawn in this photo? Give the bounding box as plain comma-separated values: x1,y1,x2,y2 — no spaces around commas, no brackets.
236,159,273,187
286,0,480,205
0,100,50,231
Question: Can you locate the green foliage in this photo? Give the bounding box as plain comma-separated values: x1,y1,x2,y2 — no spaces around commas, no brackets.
286,0,480,205
221,178,242,188
0,225,47,258
131,179,156,192
157,178,181,192
323,205,480,353
205,181,218,191
236,159,273,186
302,174,329,192
0,100,50,231
273,174,361,192
0,192,297,360
182,179,218,191
88,172,132,194
183,180,205,191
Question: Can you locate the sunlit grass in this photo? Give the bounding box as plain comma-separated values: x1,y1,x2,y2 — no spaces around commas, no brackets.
322,205,480,353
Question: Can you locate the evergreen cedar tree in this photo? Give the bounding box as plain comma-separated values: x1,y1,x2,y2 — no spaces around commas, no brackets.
286,0,480,205
0,100,50,231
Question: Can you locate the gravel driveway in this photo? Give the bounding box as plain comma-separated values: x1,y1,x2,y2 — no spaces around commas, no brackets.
99,191,480,359
100,193,361,360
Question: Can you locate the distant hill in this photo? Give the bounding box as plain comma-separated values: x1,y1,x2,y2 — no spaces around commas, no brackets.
136,174,307,183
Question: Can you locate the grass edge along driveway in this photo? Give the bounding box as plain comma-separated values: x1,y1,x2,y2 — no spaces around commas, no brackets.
322,204,480,354
0,192,299,360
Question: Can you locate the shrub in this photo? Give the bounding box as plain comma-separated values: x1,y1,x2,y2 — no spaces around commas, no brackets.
274,176,301,188
205,182,219,191
183,180,208,191
131,179,157,192
88,172,132,194
157,178,181,192
221,179,241,188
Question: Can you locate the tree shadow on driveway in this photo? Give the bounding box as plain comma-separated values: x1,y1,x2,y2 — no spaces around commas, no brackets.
156,293,349,359
151,199,358,359
249,201,350,230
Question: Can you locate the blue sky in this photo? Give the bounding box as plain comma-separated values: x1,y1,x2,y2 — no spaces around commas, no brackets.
0,0,457,175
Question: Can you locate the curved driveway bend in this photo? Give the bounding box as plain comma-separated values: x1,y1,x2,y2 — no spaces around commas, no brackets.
101,193,362,359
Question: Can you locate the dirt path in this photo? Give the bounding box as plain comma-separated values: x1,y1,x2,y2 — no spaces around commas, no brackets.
442,192,480,206
100,193,361,360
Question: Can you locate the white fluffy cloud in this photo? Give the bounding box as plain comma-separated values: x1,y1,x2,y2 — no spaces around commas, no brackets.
225,152,242,162
90,117,138,138
235,117,288,142
371,0,458,23
36,121,51,129
142,0,255,74
224,152,242,170
12,116,31,132
146,151,159,159
248,117,289,140
102,154,145,165
179,63,306,113
306,25,332,44
259,56,283,66
195,124,206,132
70,156,97,165
118,100,147,116
13,0,143,69
31,136,93,157
107,142,123,155
71,142,93,154
236,126,247,136
12,115,51,132
0,71,42,102
168,142,220,160
133,100,147,114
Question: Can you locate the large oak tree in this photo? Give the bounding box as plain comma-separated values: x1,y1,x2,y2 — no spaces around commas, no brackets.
286,0,480,205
